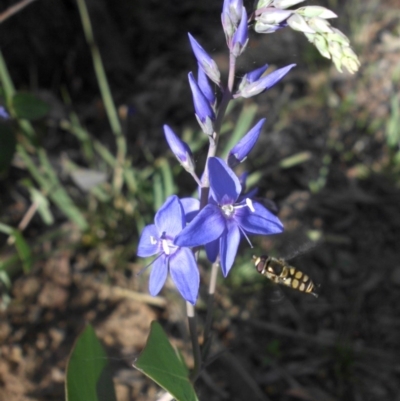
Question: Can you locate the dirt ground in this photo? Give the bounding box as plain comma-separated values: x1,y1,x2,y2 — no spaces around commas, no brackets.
0,0,400,400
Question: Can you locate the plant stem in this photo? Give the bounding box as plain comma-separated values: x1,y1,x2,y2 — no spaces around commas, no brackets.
203,260,219,349
187,301,202,382
0,0,38,24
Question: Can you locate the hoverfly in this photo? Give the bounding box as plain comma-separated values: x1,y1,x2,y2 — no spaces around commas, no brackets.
253,254,318,297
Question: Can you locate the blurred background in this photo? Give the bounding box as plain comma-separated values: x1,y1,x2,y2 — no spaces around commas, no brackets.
0,0,399,400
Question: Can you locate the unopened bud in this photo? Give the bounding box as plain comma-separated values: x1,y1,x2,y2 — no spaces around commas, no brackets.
257,9,292,25
307,17,334,33
273,0,305,9
287,13,315,33
296,6,337,19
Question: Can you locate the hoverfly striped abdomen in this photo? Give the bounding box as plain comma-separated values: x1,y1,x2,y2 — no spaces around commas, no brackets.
253,254,318,297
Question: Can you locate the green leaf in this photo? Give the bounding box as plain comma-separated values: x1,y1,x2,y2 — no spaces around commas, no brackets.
0,224,33,273
30,187,54,225
66,324,117,401
12,92,49,120
134,321,198,401
12,229,32,273
0,122,16,174
220,104,258,159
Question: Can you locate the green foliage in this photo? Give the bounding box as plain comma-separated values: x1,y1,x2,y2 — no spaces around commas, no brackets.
0,122,16,174
66,324,117,401
220,103,258,159
11,92,49,120
386,94,400,151
0,223,32,273
134,321,198,401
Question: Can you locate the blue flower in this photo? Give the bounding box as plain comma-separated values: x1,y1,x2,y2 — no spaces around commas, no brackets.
174,158,283,276
137,195,199,305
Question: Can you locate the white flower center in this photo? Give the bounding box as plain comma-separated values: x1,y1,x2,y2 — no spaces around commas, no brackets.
152,232,178,256
220,198,255,218
161,239,170,255
221,204,235,218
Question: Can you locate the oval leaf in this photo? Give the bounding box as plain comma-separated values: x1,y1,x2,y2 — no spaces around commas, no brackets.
134,321,198,401
12,92,49,120
66,324,117,401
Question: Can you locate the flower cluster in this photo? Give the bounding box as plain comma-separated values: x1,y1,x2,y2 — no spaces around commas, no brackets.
137,0,359,304
138,140,284,304
253,0,360,74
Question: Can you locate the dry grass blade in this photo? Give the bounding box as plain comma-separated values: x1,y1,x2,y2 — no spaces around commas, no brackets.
0,0,38,23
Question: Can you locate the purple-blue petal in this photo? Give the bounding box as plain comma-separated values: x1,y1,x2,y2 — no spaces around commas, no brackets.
188,33,213,68
188,72,215,123
148,254,168,296
231,6,248,50
174,204,226,247
169,247,199,305
208,157,241,204
188,34,221,85
235,201,284,234
228,118,265,167
205,239,220,263
246,64,269,83
222,0,243,27
198,66,215,107
0,106,10,120
180,197,200,222
242,187,258,199
220,223,241,277
137,224,160,257
155,195,185,237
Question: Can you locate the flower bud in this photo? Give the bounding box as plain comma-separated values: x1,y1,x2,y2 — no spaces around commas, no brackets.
296,6,337,19
228,118,265,168
254,21,285,33
188,33,221,85
222,0,243,27
238,64,269,93
188,72,215,121
163,125,195,173
273,0,305,9
305,33,331,59
231,7,249,57
307,17,334,33
197,66,216,108
287,13,315,33
257,9,292,25
236,64,296,98
256,0,274,8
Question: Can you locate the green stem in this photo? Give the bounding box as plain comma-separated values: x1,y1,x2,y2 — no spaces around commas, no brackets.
203,260,219,349
187,301,202,382
76,0,127,193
